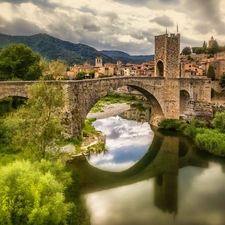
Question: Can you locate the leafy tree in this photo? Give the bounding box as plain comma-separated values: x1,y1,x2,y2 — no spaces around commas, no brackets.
76,71,86,80
0,44,42,80
181,46,192,55
219,73,225,89
0,160,73,225
89,71,95,78
49,60,68,79
207,65,216,80
39,57,50,76
187,55,194,61
4,82,66,161
194,47,204,54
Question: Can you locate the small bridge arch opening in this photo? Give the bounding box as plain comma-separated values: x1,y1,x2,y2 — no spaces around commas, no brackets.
179,90,190,115
156,60,164,77
0,95,28,115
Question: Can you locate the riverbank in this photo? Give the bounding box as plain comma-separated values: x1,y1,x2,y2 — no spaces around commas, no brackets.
86,103,131,119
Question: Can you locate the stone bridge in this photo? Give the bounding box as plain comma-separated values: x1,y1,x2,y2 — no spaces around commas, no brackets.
0,76,212,137
0,33,213,137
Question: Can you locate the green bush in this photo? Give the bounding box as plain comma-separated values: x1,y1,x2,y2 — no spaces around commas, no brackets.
159,119,182,130
195,129,225,157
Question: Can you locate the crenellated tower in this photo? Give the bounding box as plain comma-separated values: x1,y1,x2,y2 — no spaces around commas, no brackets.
154,33,180,78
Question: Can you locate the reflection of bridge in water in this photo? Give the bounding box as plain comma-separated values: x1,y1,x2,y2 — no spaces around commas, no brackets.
69,128,209,215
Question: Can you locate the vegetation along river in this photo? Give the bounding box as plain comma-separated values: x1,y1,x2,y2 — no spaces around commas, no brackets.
69,107,225,225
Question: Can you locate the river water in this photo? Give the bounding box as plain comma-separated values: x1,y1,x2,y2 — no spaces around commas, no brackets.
71,111,225,225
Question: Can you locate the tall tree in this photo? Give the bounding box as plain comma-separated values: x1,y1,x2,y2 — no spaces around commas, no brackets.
203,41,207,53
4,82,66,161
0,44,42,80
207,65,216,80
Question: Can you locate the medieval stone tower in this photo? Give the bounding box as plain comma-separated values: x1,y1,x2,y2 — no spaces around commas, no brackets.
154,33,180,78
154,33,181,120
95,57,103,67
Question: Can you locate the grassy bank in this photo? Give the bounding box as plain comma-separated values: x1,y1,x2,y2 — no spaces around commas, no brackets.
90,92,140,113
159,113,225,157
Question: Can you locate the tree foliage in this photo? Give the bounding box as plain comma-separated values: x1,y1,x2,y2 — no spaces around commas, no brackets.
0,44,41,81
0,160,73,225
207,65,216,80
208,40,219,54
4,82,66,161
181,46,192,55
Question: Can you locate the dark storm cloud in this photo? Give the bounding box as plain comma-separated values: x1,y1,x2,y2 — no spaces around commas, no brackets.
111,0,148,6
193,23,213,35
184,0,225,35
0,0,29,3
149,15,174,27
0,18,44,35
112,0,179,7
159,0,179,3
180,35,203,50
1,0,59,9
83,24,101,32
79,5,97,16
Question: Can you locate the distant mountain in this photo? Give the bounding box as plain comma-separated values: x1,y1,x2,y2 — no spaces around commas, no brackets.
0,33,154,66
101,50,154,64
0,33,115,65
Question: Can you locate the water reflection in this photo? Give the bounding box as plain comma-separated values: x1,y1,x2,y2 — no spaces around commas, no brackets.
82,132,225,225
86,116,154,172
85,162,225,225
70,107,225,225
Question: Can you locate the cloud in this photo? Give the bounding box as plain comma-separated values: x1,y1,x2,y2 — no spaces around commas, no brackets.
2,0,59,8
183,0,225,35
0,18,44,35
1,0,225,55
150,15,174,27
111,0,148,6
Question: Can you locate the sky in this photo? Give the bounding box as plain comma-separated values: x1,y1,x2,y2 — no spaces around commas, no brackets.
0,0,225,55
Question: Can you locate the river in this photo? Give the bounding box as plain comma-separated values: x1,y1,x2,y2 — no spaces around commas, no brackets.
70,108,225,225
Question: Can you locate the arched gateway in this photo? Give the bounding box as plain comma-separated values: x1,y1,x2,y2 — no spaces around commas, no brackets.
0,32,213,137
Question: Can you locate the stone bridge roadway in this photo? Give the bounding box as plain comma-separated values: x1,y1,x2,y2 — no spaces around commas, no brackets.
0,76,212,137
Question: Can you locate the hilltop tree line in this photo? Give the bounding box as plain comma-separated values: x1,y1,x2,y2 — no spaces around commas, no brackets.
181,39,225,56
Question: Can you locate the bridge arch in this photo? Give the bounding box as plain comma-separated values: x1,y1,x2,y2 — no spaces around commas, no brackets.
83,79,164,123
179,90,190,115
127,84,163,116
66,77,166,137
0,93,28,100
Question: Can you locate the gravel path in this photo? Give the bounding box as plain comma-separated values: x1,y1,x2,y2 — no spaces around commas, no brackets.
87,103,131,119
